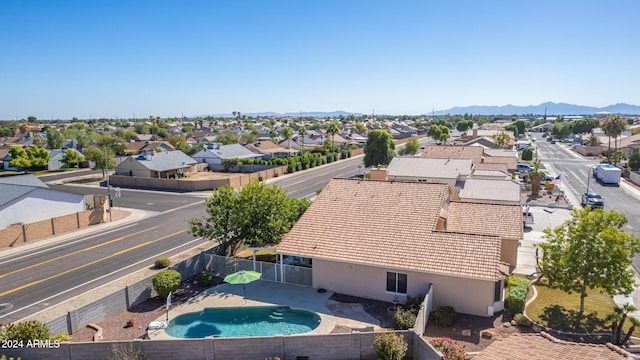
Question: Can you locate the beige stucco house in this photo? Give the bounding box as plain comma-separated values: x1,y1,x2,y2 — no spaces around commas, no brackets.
276,179,510,317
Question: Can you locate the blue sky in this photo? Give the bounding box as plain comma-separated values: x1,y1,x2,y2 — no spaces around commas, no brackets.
1,0,638,119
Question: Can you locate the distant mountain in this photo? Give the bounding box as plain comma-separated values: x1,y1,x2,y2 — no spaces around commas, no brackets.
202,111,362,118
434,102,640,116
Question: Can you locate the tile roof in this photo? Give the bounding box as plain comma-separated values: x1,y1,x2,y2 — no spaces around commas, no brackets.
245,140,298,155
447,202,523,240
473,332,632,360
459,179,520,204
387,157,473,179
421,145,484,166
277,179,504,281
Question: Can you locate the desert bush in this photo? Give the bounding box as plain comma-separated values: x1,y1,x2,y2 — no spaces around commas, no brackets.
373,332,408,360
1,355,22,360
521,147,534,160
429,306,457,327
1,320,50,341
513,313,532,326
154,257,170,269
152,269,181,299
198,273,213,287
394,307,417,330
429,337,467,360
50,333,71,342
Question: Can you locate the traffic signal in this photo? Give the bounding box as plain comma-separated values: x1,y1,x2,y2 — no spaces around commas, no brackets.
109,199,113,207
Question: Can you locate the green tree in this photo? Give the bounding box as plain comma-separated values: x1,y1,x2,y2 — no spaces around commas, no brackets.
61,149,85,168
492,132,511,149
281,127,293,141
217,130,239,145
46,128,64,149
167,135,188,150
8,146,31,170
521,147,533,161
398,138,420,156
528,160,542,196
152,269,181,299
455,120,473,133
427,124,443,141
189,180,310,256
587,135,601,146
539,207,640,313
363,130,395,167
83,145,114,178
31,134,46,147
298,126,308,145
355,121,367,133
26,146,50,169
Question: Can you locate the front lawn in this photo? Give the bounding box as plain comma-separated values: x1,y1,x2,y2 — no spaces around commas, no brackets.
526,280,640,336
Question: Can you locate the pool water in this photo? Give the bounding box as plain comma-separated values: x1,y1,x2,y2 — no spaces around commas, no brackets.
166,306,321,338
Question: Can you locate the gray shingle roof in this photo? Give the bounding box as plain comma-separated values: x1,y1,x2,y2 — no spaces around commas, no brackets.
0,174,48,207
134,151,197,171
387,157,473,179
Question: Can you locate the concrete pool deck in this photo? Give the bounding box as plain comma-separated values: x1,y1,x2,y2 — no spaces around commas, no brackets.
148,281,381,340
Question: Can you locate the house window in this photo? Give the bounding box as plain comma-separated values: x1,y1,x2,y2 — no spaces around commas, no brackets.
386,272,407,295
494,280,502,302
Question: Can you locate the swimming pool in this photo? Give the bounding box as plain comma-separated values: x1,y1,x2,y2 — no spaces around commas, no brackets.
166,306,321,338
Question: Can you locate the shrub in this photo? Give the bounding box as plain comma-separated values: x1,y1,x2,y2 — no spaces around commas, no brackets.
394,307,417,330
154,257,170,269
2,320,50,341
507,276,531,292
50,333,71,342
373,332,408,360
152,269,181,299
521,147,534,160
513,313,532,326
429,337,467,360
429,306,457,328
198,273,213,287
507,286,528,314
1,355,22,360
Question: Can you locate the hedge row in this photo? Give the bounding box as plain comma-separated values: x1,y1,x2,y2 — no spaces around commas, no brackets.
507,275,531,314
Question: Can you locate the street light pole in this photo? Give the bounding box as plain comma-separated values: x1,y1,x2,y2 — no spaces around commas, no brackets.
104,146,112,222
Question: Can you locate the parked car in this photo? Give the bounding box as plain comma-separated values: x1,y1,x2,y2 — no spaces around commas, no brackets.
581,192,604,209
517,163,535,172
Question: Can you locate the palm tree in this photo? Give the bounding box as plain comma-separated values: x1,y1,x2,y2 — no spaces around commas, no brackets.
529,160,542,196
587,135,601,147
326,121,340,150
298,126,307,147
602,115,626,164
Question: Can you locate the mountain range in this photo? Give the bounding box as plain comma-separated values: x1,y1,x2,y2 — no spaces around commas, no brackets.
202,102,640,118
434,102,640,116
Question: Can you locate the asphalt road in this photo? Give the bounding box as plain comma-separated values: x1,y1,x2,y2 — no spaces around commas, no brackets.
534,138,640,270
0,202,208,323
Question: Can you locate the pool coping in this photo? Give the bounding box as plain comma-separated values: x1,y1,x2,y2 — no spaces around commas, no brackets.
148,281,337,340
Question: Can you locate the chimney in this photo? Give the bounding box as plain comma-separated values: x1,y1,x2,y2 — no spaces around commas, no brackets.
369,168,388,181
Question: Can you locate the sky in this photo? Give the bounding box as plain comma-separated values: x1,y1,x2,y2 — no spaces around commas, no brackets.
1,0,638,120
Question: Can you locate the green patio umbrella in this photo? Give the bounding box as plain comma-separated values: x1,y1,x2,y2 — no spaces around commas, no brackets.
224,270,262,301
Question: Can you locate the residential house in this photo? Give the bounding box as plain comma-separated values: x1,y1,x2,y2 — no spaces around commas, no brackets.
192,143,263,165
48,148,85,171
446,202,523,265
474,332,633,360
277,179,509,317
458,178,521,205
470,169,511,181
245,140,298,160
124,141,175,155
0,145,10,170
114,150,197,178
386,156,473,189
530,122,554,132
0,174,85,229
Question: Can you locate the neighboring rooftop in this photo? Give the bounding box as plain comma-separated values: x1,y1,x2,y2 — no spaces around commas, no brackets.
421,145,484,166
458,178,520,204
0,174,48,207
473,332,633,360
132,150,197,171
387,157,473,180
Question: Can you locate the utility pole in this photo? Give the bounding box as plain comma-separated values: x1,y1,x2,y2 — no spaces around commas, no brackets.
104,146,112,222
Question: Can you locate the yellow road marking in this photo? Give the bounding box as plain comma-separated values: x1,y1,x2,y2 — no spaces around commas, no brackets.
0,230,184,297
0,227,158,279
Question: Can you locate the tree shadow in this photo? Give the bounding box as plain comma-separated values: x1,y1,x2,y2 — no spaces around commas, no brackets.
540,305,607,333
